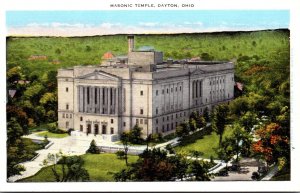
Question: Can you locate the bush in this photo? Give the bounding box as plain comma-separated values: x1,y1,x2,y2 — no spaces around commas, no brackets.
86,140,100,154
150,133,163,143
115,150,125,159
251,172,260,180
47,122,67,134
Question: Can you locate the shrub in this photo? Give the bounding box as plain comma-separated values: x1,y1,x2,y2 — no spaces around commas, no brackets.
115,150,125,159
86,140,100,154
251,172,260,181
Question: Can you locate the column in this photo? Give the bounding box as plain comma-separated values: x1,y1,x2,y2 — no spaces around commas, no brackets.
105,87,109,114
84,86,88,112
198,80,201,98
97,87,100,114
195,80,198,98
78,86,81,112
91,86,95,113
115,87,119,115
100,87,103,114
108,87,111,114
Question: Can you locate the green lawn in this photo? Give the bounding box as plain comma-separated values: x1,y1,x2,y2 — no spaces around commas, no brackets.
175,128,233,159
36,131,69,138
19,153,138,182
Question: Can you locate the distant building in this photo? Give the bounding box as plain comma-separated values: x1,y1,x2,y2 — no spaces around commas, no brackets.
57,36,235,140
101,52,114,60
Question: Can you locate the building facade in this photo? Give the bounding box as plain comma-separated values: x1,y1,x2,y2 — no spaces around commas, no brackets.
57,36,235,139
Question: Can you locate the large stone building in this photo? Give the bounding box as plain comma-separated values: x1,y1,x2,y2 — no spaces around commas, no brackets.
57,35,235,140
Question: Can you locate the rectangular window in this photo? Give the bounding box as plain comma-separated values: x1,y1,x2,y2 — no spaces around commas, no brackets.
136,119,139,124
162,125,165,132
140,90,143,96
180,86,182,91
80,117,83,121
144,119,148,124
140,119,143,124
156,90,158,96
110,128,114,134
62,113,65,118
80,125,83,131
140,109,144,115
123,122,126,127
167,89,169,93
66,87,69,92
111,119,114,124
156,119,158,124
175,87,177,92
70,114,72,118
162,89,164,94
66,104,69,110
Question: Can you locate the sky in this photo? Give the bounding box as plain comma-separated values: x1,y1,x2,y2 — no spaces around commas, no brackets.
6,10,290,36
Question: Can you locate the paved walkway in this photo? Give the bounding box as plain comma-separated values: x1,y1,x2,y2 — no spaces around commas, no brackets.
261,164,279,181
8,133,114,182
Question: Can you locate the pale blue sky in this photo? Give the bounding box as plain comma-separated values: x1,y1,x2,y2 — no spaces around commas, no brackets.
6,10,289,36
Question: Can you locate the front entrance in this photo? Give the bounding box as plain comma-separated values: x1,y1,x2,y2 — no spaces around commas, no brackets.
87,124,91,134
94,124,99,135
102,125,107,134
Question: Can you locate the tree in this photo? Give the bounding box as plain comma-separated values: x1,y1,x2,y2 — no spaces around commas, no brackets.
212,104,229,147
114,148,189,181
86,139,100,154
188,160,210,181
175,122,190,138
128,124,143,144
228,123,251,163
215,140,233,171
120,132,130,166
252,123,289,167
44,153,89,182
203,107,210,123
189,118,197,132
239,111,258,132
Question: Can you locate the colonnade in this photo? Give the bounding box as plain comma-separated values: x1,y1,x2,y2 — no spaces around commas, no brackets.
78,86,118,115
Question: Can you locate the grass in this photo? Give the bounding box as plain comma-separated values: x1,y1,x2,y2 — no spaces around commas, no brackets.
36,131,69,138
19,153,138,182
175,127,233,159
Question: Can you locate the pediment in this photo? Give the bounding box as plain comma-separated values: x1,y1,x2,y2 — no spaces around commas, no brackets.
77,70,120,81
191,69,206,75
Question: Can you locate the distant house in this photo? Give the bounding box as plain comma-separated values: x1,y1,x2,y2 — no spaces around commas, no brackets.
13,80,30,85
28,55,48,61
8,89,17,98
101,52,114,60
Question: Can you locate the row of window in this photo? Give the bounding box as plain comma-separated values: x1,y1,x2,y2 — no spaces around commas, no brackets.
136,118,148,125
79,116,115,124
62,113,72,118
139,86,183,97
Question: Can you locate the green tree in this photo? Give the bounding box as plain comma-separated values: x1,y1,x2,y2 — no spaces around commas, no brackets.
120,132,130,166
212,104,229,147
203,107,210,123
239,111,258,132
175,122,190,138
114,148,189,181
188,160,210,181
86,139,100,154
44,153,89,182
128,124,143,144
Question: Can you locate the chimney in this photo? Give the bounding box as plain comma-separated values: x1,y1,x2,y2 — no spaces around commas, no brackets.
128,35,134,53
